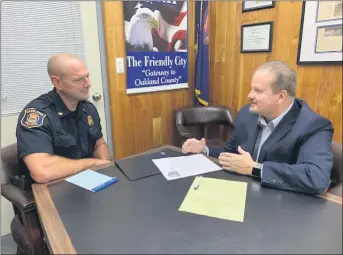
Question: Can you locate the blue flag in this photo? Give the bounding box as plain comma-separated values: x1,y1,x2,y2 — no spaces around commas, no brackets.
194,0,209,106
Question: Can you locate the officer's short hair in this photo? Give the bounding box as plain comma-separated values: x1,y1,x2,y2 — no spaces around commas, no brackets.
47,56,61,77
255,61,296,98
47,53,79,77
47,58,54,77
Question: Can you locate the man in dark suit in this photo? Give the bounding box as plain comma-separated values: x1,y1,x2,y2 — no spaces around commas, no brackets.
182,61,333,195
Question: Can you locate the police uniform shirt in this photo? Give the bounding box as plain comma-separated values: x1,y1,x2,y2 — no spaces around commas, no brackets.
16,88,103,176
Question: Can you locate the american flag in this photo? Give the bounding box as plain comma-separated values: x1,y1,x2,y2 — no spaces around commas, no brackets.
123,1,187,52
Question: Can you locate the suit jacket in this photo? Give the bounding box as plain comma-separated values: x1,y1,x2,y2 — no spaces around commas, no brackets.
209,99,334,195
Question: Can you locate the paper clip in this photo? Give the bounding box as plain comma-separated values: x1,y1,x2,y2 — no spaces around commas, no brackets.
194,176,202,190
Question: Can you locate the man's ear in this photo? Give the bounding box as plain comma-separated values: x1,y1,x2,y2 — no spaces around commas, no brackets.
279,90,288,101
50,75,61,90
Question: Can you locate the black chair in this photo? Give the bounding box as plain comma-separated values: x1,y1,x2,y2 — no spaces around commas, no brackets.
176,105,235,148
328,141,342,197
1,143,48,254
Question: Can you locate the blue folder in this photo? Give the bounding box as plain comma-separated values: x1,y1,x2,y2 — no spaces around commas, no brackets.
65,170,118,192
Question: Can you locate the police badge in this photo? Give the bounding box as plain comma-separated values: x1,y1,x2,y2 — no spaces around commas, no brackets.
87,115,94,126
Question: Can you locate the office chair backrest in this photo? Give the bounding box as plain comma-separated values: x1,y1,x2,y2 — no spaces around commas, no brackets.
1,143,19,185
176,105,235,144
331,141,342,184
176,105,234,126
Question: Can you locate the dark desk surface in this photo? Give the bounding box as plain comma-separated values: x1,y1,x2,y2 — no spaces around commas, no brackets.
33,145,342,254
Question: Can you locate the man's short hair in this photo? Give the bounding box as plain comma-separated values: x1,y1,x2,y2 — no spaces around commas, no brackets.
255,61,296,98
47,53,80,77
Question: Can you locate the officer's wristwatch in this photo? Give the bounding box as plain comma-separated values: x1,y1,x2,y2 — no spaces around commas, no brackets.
252,162,262,180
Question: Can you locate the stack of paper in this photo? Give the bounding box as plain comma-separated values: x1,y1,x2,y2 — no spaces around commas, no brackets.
152,154,222,180
179,177,248,222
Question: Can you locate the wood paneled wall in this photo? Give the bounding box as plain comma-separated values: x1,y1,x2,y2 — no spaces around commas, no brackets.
102,2,195,159
209,1,342,142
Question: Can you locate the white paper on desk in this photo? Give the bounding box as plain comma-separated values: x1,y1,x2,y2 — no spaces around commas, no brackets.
152,154,222,180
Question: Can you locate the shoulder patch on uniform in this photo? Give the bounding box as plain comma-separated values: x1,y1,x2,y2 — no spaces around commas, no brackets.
21,108,47,128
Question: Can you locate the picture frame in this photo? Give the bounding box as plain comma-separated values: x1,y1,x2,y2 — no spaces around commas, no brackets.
316,1,342,22
242,1,275,13
315,25,342,53
241,22,273,53
297,1,342,65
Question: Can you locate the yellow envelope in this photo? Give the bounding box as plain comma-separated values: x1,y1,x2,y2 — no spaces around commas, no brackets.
179,177,248,222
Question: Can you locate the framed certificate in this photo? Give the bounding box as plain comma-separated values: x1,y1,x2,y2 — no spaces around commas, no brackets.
297,1,342,65
316,1,342,22
242,1,275,12
315,25,342,53
241,22,273,53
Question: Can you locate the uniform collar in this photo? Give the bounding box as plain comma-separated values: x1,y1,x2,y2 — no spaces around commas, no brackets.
50,88,86,118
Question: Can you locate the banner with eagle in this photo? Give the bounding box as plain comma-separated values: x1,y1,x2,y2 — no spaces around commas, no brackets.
123,1,188,94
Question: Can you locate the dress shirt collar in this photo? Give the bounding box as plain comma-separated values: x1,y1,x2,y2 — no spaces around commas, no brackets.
258,101,294,128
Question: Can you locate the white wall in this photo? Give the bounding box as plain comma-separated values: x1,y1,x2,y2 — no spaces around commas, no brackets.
79,1,108,142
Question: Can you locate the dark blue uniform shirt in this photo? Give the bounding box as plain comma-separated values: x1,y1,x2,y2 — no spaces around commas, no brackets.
16,88,103,178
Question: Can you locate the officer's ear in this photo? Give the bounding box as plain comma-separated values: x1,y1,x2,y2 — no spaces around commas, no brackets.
50,75,62,90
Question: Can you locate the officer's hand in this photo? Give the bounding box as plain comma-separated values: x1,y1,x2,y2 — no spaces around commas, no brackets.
182,138,206,154
93,159,111,167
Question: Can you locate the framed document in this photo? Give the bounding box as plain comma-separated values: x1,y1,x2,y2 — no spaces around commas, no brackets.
315,25,342,53
242,1,275,12
241,22,273,53
297,1,342,65
316,1,342,22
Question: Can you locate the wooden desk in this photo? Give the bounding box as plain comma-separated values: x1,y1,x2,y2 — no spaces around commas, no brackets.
33,145,342,254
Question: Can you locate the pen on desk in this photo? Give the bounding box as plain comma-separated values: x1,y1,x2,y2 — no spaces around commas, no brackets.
194,176,202,190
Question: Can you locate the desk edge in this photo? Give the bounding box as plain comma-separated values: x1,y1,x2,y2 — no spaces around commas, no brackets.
318,192,342,205
32,184,77,254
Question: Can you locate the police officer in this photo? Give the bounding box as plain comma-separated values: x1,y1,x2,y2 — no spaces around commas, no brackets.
16,53,111,185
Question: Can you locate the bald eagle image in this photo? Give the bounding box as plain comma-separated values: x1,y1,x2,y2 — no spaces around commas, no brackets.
125,8,159,52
